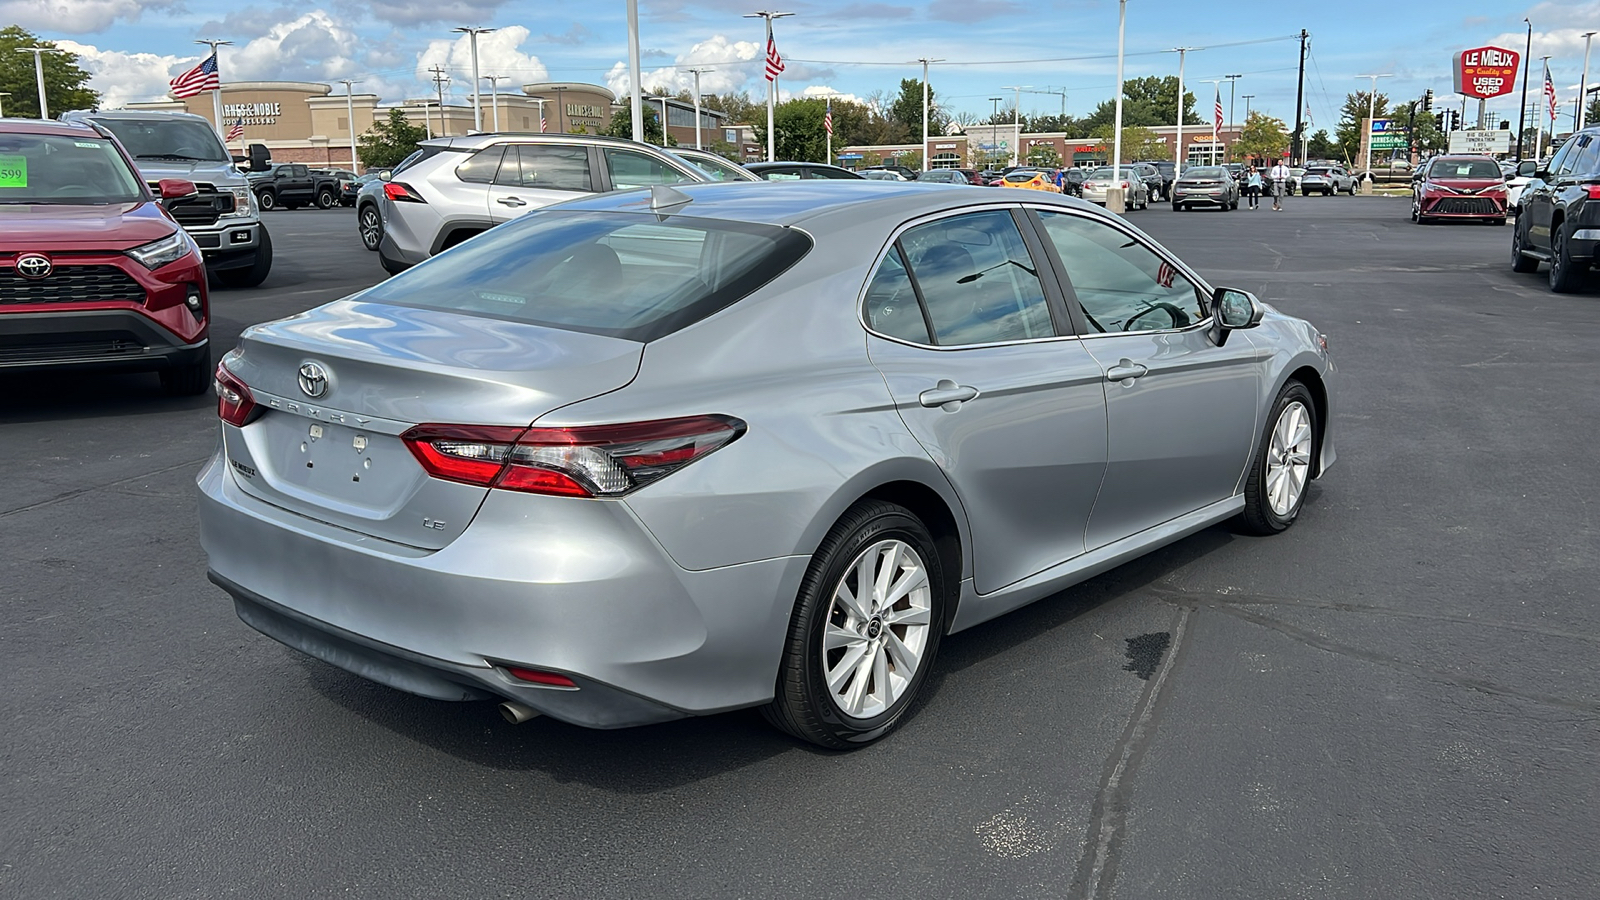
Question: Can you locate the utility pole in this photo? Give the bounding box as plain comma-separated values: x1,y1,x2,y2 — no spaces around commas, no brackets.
1171,48,1195,174
1242,94,1254,121
429,65,451,136
1580,32,1596,130
688,67,711,149
481,74,507,131
1003,85,1029,167
919,57,944,171
1225,74,1242,128
452,27,494,132
1517,18,1532,160
1291,29,1308,164
745,10,794,162
339,79,361,169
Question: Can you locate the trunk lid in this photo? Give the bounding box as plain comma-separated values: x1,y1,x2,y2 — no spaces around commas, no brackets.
221,299,643,549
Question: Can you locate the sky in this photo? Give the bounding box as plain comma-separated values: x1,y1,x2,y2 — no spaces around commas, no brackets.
5,0,1598,135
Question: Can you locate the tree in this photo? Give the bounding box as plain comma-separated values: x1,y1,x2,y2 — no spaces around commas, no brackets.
1081,76,1201,131
1306,129,1337,161
1335,91,1389,163
1027,145,1061,167
602,104,673,146
356,109,428,169
1027,114,1081,135
1588,95,1600,128
1089,123,1165,161
887,77,948,139
703,90,761,125
0,26,98,118
759,97,827,161
1232,110,1289,164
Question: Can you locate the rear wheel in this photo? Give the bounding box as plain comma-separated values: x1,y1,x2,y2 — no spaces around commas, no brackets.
256,190,275,210
1240,382,1317,535
358,206,383,251
762,500,947,750
159,347,212,396
1549,220,1587,293
316,188,336,209
1511,220,1540,273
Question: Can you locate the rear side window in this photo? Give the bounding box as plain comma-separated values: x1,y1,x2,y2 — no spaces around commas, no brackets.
454,145,505,184
358,211,812,342
895,209,1055,346
761,167,802,181
605,149,694,190
497,144,593,191
863,246,930,343
1565,136,1597,176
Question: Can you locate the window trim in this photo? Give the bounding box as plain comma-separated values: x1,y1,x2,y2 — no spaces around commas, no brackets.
1020,204,1216,339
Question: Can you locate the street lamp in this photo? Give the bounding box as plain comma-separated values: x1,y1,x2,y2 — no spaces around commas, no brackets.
745,10,794,162
688,67,712,149
452,26,495,132
1224,73,1242,128
1242,94,1254,120
528,96,547,133
16,46,63,119
918,57,945,172
1354,73,1392,188
1110,0,1127,211
1002,85,1030,167
626,0,643,141
1580,32,1596,130
650,94,672,145
1171,48,1195,176
339,79,361,170
480,74,508,131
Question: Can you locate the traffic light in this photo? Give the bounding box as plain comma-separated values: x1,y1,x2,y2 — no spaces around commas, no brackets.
1424,89,1434,112
1435,111,1447,131
1499,120,1511,131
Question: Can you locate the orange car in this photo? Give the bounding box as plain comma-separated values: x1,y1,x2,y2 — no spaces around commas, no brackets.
999,170,1062,192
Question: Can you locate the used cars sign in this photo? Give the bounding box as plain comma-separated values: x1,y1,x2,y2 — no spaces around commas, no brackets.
1453,46,1521,100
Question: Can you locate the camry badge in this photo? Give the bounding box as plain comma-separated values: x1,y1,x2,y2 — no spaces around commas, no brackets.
15,254,52,280
297,362,330,399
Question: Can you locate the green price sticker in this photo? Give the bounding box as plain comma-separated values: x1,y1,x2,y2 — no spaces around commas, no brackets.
0,155,26,188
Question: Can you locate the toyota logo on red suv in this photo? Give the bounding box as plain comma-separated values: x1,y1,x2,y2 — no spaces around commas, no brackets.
15,254,52,279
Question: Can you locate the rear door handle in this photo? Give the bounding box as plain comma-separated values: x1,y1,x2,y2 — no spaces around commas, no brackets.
497,196,528,207
918,379,980,410
1105,359,1149,382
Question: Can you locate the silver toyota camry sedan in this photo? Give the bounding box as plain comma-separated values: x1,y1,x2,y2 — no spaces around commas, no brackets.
199,181,1335,749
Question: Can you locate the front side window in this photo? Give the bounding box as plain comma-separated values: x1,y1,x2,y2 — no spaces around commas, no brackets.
0,132,145,205
500,145,593,191
1036,210,1206,334
896,209,1055,346
760,166,802,181
604,149,693,190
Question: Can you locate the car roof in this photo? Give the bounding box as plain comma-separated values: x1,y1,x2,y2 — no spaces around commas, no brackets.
419,132,677,152
0,117,106,138
547,180,1113,230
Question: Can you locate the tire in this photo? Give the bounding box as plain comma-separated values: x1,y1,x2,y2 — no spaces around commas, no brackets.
1511,220,1539,273
1172,202,1183,212
215,228,273,289
1549,219,1587,293
159,347,212,396
1239,381,1317,536
762,500,948,749
316,188,336,209
358,205,383,252
256,190,275,211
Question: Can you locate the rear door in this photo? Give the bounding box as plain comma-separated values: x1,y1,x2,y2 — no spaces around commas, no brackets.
485,143,596,223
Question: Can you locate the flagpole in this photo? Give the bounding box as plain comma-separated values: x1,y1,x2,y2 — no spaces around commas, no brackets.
826,99,832,163
196,39,232,139
746,11,792,163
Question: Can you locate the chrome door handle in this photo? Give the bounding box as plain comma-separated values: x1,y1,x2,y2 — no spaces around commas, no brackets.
1105,359,1149,382
918,379,979,410
497,196,528,207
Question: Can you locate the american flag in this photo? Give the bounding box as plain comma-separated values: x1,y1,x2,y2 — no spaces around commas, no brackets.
824,99,833,136
170,52,220,99
1543,61,1558,123
225,118,244,142
765,36,785,82
1214,86,1223,133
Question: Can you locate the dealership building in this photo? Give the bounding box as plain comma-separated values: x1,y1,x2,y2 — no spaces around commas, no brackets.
841,123,1248,170
125,80,738,168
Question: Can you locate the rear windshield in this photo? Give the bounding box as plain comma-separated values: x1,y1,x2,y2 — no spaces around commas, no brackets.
358,210,813,342
1183,167,1227,179
1430,159,1502,180
0,132,145,204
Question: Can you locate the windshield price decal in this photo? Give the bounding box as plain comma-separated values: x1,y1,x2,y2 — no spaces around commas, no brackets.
0,155,26,188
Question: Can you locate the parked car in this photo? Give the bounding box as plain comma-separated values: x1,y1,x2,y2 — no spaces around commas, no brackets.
1170,165,1239,211
374,133,711,274
669,148,761,182
0,118,211,393
999,169,1061,192
1080,166,1151,209
248,163,342,210
1129,163,1166,201
918,168,975,185
315,168,359,197
862,164,919,181
1512,126,1600,292
1412,155,1507,226
1135,160,1178,199
1061,167,1089,197
1299,165,1357,196
745,161,865,180
354,148,432,254
61,108,272,288
861,169,904,181
197,181,1336,748
341,171,383,208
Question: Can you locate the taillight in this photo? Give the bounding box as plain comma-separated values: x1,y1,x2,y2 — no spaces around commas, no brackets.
214,362,256,427
383,181,425,203
401,414,745,498
1585,185,1600,200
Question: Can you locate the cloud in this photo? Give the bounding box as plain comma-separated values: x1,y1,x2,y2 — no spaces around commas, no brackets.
795,85,867,105
541,23,591,46
416,26,548,101
927,0,1023,23
55,40,182,108
605,34,760,99
226,11,366,83
0,0,178,33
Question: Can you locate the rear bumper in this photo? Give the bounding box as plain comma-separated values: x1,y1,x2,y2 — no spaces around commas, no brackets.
196,451,809,728
1172,191,1231,206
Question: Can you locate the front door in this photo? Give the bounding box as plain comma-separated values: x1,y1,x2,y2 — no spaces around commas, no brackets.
1031,208,1263,549
864,208,1108,594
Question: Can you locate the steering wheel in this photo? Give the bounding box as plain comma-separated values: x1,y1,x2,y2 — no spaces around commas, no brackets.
1126,301,1191,331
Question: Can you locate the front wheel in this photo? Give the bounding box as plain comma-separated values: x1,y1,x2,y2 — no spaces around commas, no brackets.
1239,382,1317,535
762,500,947,749
1511,220,1540,273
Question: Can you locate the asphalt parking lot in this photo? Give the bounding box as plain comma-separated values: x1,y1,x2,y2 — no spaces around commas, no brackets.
3,197,1597,899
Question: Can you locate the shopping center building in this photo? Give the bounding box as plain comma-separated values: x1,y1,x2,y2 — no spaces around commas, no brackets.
124,80,736,168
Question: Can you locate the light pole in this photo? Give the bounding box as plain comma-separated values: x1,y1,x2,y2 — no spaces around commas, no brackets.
481,75,507,131
626,0,643,142
652,94,671,145
919,57,944,171
1580,33,1596,130
16,46,62,119
1242,94,1254,120
1517,18,1532,160
688,67,712,149
1171,48,1194,175
194,39,233,136
339,79,361,169
0,92,10,117
1110,0,1127,211
1225,73,1241,128
1355,73,1392,188
745,10,794,162
529,96,547,133
1201,79,1223,164
452,27,495,133
1002,85,1029,166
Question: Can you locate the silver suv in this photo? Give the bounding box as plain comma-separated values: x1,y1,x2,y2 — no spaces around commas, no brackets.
376,133,711,274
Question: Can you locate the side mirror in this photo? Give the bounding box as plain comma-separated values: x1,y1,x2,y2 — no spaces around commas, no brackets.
1211,287,1264,347
1516,160,1536,178
378,169,393,181
157,178,197,200
247,143,272,173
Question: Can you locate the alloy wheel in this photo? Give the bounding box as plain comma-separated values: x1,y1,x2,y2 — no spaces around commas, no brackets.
820,539,933,720
360,209,382,250
1266,401,1313,516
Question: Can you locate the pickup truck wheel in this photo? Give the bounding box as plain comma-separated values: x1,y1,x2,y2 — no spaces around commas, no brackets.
256,190,275,210
215,228,273,289
316,188,336,209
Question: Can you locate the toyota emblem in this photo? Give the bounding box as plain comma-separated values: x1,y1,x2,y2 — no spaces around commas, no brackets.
15,254,52,280
297,362,330,398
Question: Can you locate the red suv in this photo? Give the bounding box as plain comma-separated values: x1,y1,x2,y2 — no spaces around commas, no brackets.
1411,155,1509,226
1,119,211,394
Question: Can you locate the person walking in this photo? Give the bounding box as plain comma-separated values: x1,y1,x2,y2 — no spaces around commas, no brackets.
1245,165,1263,209
1268,159,1291,211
